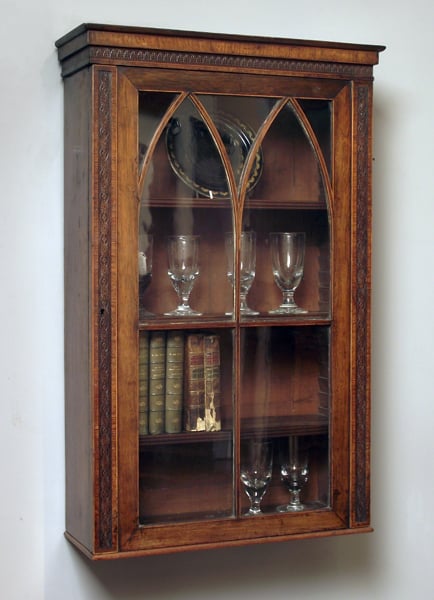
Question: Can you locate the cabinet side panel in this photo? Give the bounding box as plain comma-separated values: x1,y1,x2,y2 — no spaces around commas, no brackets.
64,69,93,551
351,82,372,527
91,66,118,553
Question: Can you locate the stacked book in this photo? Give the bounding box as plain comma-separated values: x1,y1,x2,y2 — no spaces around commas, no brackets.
139,331,222,435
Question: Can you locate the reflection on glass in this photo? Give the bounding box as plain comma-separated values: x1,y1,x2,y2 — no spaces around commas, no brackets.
165,235,202,317
138,92,177,168
298,99,332,178
240,439,273,515
225,232,259,316
269,232,307,315
138,233,153,317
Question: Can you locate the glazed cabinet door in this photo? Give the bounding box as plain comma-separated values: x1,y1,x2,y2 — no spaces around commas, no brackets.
116,66,357,554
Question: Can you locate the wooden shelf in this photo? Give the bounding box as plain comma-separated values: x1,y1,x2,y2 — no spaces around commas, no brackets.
241,415,329,438
138,313,234,330
139,414,328,447
140,429,232,447
138,312,331,330
145,197,327,209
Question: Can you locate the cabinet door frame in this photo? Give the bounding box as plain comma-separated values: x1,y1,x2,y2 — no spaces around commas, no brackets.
113,66,370,555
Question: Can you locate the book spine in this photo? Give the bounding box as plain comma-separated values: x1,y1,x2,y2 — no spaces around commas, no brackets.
184,334,205,431
138,331,149,435
149,331,166,434
165,331,184,433
204,334,222,431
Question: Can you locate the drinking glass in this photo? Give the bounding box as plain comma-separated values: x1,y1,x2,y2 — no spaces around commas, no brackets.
277,436,309,512
138,233,153,316
164,235,202,316
240,439,273,515
225,231,259,316
269,232,307,314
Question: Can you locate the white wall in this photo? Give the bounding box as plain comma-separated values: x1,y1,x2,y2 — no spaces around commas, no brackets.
1,1,433,598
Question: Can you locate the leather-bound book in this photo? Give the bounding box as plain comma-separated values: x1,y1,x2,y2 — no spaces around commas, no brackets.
165,331,184,433
204,335,222,431
149,331,166,434
184,334,205,431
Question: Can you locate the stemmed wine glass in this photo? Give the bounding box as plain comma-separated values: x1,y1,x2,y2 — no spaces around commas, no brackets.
138,233,153,316
240,439,273,516
277,436,309,512
225,231,259,316
269,232,307,315
164,234,202,316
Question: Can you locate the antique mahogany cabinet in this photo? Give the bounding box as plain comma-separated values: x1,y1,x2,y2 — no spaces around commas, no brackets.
56,24,384,559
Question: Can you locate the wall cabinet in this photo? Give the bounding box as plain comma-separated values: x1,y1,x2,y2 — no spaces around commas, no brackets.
56,24,384,558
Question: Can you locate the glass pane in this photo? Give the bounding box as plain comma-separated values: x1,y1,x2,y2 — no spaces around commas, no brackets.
197,95,276,196
247,100,328,208
238,97,331,517
139,329,234,524
137,93,235,524
240,327,330,515
138,95,234,317
299,99,332,178
136,90,332,524
139,92,177,169
243,99,331,317
243,209,330,316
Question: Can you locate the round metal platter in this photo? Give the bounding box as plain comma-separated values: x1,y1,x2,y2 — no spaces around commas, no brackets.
166,111,263,199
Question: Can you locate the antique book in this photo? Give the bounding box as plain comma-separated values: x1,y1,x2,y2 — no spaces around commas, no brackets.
183,333,206,431
204,335,222,431
149,331,166,434
165,331,184,433
138,331,149,435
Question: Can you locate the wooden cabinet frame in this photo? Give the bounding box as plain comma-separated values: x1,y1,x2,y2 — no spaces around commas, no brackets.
57,24,384,559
